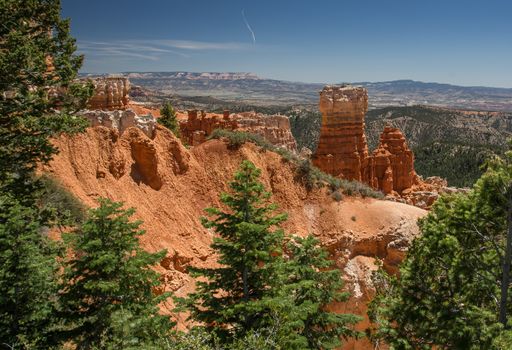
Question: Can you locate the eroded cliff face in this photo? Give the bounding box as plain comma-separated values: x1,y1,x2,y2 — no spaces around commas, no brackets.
234,111,298,151
86,77,298,151
46,121,425,349
178,110,238,145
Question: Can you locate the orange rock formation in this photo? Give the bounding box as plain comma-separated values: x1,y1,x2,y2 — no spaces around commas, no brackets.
179,110,238,145
235,111,298,151
369,125,420,195
87,77,131,110
313,85,370,181
178,110,297,151
313,85,420,195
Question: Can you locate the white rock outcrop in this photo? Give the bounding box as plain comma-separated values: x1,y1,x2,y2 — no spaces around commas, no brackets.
79,109,156,138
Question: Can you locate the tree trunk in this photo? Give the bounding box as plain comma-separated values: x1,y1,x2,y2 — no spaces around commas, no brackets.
499,186,512,326
243,266,249,301
243,196,250,301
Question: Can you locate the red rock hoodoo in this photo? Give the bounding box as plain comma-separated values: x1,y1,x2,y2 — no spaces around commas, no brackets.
313,85,370,181
313,85,419,195
369,125,419,194
87,77,131,110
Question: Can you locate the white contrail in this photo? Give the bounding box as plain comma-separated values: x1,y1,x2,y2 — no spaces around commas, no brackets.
241,9,256,45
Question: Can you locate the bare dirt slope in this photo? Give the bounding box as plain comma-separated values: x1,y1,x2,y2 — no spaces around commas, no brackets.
46,125,426,349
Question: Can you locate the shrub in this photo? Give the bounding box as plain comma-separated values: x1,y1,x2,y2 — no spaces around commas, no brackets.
207,129,384,199
331,190,343,202
208,129,272,150
338,179,384,199
295,159,316,191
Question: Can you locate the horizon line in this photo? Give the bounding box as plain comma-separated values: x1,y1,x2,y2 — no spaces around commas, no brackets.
77,71,512,90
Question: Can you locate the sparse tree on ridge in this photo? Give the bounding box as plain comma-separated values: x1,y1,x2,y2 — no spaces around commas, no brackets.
159,101,181,137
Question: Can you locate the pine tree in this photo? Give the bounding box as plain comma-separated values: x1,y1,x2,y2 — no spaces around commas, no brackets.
159,101,180,137
0,1,91,348
368,149,512,349
179,160,359,349
1,0,92,199
178,160,290,343
284,235,361,349
0,194,62,348
59,198,174,349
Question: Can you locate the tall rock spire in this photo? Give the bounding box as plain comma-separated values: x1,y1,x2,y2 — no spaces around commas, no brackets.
313,85,369,182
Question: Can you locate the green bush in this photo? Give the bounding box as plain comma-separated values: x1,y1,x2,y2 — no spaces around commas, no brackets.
331,190,343,202
159,101,181,136
338,179,384,199
295,159,316,191
208,129,272,150
208,129,383,199
316,171,384,199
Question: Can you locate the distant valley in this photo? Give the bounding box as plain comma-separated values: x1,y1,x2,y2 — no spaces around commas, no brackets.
82,71,512,112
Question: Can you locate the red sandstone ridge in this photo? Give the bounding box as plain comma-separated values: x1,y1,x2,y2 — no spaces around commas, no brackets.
178,109,298,151
86,77,297,152
235,111,297,152
45,120,426,350
313,85,421,197
179,110,238,146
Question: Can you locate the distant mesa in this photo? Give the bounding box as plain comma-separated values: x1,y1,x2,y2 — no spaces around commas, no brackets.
125,72,261,81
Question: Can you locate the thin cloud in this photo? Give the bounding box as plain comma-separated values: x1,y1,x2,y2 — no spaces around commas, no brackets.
77,39,251,62
241,9,256,45
150,39,249,50
84,48,160,61
78,40,190,60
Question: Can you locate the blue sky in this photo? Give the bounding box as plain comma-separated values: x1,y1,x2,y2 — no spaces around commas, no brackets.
62,0,512,87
